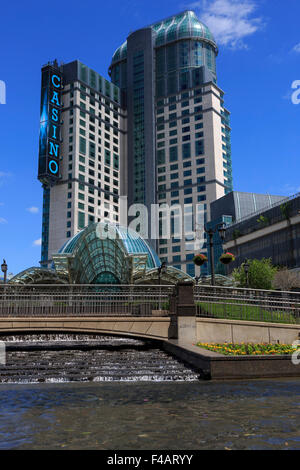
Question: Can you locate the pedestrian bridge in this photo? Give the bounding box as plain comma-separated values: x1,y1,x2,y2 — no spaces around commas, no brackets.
1,283,300,344
0,284,177,340
0,315,173,340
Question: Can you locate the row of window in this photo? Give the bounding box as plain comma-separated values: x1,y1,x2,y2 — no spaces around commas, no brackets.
157,140,204,164
156,88,203,107
157,158,205,173
156,97,202,115
157,110,203,125
157,128,203,140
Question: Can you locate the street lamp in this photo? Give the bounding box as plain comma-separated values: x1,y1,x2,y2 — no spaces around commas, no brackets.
204,223,226,286
194,275,201,285
157,262,167,311
1,259,7,284
158,261,167,286
243,260,250,288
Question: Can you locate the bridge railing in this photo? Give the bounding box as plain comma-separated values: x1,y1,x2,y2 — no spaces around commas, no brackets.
194,285,300,324
0,284,173,317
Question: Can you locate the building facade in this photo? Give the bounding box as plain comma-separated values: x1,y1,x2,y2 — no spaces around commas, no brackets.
109,10,233,279
39,11,233,275
223,193,300,271
207,191,285,276
38,60,127,268
210,191,285,223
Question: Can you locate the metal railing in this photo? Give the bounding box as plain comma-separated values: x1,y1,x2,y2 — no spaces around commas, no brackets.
0,284,173,317
1,283,300,324
194,285,300,325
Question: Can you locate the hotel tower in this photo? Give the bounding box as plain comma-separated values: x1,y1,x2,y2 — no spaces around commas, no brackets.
38,10,232,277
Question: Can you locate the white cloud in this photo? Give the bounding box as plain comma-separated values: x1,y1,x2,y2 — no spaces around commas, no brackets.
292,43,300,53
0,217,7,224
26,206,39,214
33,238,42,247
186,0,264,49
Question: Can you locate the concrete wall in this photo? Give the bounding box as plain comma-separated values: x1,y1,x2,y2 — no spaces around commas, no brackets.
196,317,300,344
0,317,171,340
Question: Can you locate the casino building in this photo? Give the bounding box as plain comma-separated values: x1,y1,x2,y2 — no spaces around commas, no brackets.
38,60,127,269
38,10,233,278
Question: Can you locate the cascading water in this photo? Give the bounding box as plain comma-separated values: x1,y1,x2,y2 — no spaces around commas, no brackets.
0,334,200,383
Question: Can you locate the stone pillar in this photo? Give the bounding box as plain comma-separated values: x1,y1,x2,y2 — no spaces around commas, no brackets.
176,282,196,316
169,282,196,343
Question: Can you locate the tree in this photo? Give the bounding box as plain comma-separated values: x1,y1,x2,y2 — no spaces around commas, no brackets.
232,258,277,290
273,268,300,291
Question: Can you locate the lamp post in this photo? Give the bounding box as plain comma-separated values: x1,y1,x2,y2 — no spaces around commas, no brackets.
204,224,226,286
244,260,250,288
194,275,201,285
1,259,7,285
158,262,167,311
157,261,167,286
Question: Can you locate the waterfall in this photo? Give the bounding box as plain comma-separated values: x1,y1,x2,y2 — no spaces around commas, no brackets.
0,334,200,383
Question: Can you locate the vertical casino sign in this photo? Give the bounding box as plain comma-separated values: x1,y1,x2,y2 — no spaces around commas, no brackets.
38,64,63,184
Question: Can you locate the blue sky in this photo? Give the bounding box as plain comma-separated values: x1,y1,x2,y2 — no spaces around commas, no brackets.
0,0,300,275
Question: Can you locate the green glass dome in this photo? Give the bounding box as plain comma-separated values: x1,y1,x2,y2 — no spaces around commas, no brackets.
111,10,217,65
10,222,194,286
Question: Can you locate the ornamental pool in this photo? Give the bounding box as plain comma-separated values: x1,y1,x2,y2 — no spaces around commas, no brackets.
0,379,299,450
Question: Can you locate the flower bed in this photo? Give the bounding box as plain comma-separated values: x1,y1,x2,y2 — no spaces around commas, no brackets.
197,342,298,356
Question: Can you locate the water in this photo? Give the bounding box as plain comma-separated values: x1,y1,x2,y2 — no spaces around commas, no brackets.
0,334,200,383
0,380,299,450
0,334,299,450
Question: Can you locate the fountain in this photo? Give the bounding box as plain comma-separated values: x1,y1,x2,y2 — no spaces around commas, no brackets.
0,333,200,383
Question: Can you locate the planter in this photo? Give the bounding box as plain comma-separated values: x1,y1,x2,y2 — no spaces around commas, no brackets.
220,258,233,265
193,254,208,266
219,252,235,265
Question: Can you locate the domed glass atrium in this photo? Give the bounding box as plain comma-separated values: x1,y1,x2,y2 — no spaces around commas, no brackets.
10,223,193,285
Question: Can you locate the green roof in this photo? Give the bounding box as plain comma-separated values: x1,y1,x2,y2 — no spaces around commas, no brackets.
111,10,217,65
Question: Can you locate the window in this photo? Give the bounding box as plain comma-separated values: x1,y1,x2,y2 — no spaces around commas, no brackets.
184,197,193,204
169,146,178,162
195,140,204,156
184,187,192,195
79,137,86,155
182,143,191,159
78,211,85,229
187,264,195,277
157,149,165,164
